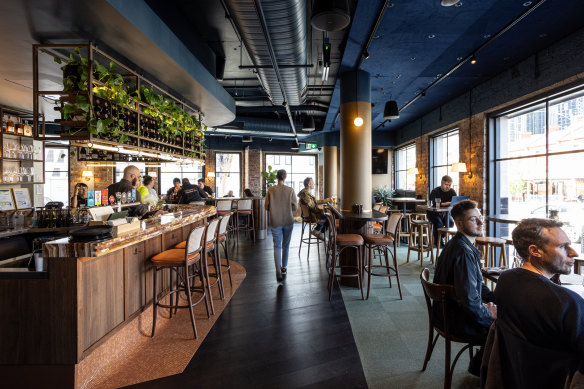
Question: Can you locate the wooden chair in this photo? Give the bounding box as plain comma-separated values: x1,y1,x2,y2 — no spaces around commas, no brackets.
150,224,210,338
435,227,457,262
420,268,481,389
217,212,234,288
324,212,364,300
363,212,403,299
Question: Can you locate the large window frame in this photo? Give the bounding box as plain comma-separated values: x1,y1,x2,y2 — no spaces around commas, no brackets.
489,85,584,242
429,129,460,193
265,153,318,196
215,152,241,197
394,143,416,190
159,163,204,196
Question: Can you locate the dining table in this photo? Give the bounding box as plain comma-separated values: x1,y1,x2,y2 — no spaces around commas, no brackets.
327,202,388,287
416,204,453,227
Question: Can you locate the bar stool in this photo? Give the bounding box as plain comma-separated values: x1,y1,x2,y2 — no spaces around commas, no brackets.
398,213,412,246
435,227,457,261
216,199,235,240
502,236,521,268
363,212,403,299
371,205,388,234
176,217,223,313
299,204,322,258
150,224,210,338
408,220,434,266
324,213,365,300
217,212,234,288
475,236,507,268
235,199,255,245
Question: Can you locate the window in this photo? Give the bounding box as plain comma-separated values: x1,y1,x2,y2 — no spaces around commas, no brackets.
114,162,146,184
491,88,584,243
265,154,317,195
430,130,459,193
160,163,203,196
44,146,69,206
395,144,416,190
215,153,241,197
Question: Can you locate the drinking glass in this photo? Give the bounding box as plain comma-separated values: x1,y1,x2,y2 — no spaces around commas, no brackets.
435,198,442,207
115,192,122,204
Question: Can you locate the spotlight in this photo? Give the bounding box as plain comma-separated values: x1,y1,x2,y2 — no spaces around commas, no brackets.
362,51,370,60
421,91,426,98
268,138,272,142
470,54,477,65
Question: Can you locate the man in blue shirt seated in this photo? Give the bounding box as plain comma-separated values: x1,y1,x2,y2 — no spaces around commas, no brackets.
488,218,584,388
433,199,496,376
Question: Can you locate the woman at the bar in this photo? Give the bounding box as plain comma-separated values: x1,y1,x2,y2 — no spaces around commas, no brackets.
265,169,297,282
139,175,158,205
71,182,88,208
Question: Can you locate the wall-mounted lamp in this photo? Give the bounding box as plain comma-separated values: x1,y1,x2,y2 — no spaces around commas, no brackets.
451,162,472,178
408,167,424,180
354,116,364,127
82,170,93,181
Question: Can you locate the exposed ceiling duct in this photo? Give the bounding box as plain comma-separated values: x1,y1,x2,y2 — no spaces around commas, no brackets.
223,0,308,107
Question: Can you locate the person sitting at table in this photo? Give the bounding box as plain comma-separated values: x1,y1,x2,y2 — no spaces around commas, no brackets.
433,199,496,377
297,177,327,240
428,175,457,245
224,190,234,197
485,218,584,388
71,182,88,208
178,178,203,204
164,178,182,204
197,178,213,198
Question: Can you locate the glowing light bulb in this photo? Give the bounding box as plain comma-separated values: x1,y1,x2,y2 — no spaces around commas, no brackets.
354,117,364,127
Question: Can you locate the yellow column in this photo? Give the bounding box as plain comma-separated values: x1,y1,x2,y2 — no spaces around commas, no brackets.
324,146,338,199
340,70,372,212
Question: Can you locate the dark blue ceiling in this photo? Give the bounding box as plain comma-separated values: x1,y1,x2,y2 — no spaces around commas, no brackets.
320,0,584,135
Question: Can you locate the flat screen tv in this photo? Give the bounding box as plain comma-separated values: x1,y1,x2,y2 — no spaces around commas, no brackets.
372,149,388,174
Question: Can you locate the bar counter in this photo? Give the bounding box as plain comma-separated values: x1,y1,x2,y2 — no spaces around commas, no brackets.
0,204,216,388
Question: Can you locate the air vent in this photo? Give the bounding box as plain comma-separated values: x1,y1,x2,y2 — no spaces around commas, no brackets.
242,136,253,143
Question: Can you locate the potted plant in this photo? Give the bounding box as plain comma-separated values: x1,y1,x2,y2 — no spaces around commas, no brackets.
261,165,278,196
373,185,395,207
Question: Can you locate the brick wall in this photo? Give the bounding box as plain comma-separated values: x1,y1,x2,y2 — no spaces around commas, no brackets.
69,147,114,197
247,149,262,197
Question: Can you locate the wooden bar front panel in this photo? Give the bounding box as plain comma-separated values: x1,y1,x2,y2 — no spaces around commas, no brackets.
124,242,145,318
79,253,124,351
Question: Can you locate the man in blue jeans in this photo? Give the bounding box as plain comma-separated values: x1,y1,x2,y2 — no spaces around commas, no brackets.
428,175,456,245
265,169,298,282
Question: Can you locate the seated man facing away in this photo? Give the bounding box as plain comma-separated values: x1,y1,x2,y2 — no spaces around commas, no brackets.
427,175,456,245
488,218,584,388
297,177,327,240
433,199,496,376
178,178,203,204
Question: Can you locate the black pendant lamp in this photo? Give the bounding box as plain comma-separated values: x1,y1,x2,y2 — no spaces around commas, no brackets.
383,100,400,120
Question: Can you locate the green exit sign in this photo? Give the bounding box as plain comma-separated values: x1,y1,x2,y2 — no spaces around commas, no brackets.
305,143,318,150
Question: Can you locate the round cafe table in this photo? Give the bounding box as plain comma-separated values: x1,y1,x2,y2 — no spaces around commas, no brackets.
327,203,388,287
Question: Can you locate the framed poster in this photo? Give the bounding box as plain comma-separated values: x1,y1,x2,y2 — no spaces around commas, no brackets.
0,189,16,211
12,188,32,209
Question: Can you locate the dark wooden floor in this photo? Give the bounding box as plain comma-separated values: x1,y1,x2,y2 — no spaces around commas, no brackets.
127,225,368,388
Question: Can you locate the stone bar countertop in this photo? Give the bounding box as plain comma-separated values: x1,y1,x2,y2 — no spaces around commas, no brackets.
43,204,216,259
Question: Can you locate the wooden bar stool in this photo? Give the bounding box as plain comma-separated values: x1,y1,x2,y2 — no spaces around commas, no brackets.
176,217,223,312
475,236,507,268
235,199,255,245
217,212,234,288
408,220,434,266
363,212,403,299
398,212,413,246
324,213,365,301
299,204,322,258
150,224,210,338
435,227,457,261
216,199,235,240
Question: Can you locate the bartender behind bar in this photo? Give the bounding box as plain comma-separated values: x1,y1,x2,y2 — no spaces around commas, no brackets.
107,165,149,217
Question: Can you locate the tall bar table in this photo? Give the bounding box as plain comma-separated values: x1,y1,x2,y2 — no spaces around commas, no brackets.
327,203,387,287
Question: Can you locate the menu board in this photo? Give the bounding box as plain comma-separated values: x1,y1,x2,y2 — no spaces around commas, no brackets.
12,188,31,209
0,189,15,211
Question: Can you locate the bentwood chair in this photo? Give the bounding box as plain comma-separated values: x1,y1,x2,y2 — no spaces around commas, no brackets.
363,212,403,299
420,268,481,389
325,212,364,300
216,199,235,240
299,203,322,258
150,224,210,338
235,199,255,245
217,211,234,288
